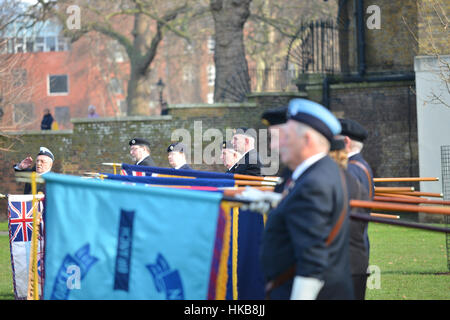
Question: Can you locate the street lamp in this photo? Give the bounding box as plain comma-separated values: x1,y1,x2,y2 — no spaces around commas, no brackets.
156,78,168,115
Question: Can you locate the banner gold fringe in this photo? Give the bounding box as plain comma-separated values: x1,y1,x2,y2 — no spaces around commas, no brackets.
216,202,232,300
232,207,239,300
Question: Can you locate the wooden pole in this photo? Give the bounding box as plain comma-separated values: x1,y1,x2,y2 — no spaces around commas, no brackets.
393,191,444,198
350,200,450,215
374,196,450,206
374,187,415,192
370,213,400,219
373,177,439,182
374,192,422,199
351,212,450,233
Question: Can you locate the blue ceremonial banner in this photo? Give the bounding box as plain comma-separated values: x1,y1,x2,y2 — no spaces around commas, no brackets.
42,173,225,300
103,173,236,188
121,163,235,180
226,208,265,300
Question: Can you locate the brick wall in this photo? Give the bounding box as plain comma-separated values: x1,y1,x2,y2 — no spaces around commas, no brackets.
329,81,419,185
339,0,418,74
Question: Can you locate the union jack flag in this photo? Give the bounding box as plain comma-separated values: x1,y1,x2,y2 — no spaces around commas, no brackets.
7,194,45,299
121,169,152,177
9,200,36,242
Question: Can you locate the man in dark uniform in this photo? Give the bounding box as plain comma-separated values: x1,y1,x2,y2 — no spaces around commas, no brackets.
337,119,374,260
129,138,156,167
13,147,54,194
167,142,192,170
260,98,354,300
329,138,370,300
221,141,241,172
338,119,374,199
261,106,291,193
228,127,262,176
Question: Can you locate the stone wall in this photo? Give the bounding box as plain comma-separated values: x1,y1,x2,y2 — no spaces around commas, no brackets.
0,92,304,220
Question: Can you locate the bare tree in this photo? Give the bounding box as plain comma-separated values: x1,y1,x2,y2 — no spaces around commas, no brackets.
210,0,252,102
17,0,202,116
403,0,449,107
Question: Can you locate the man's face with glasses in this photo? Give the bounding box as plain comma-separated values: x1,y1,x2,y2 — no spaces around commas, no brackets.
130,145,146,163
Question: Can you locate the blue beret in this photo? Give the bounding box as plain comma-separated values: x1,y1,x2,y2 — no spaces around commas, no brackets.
261,106,288,126
338,119,368,142
287,98,341,141
37,147,54,161
129,138,150,147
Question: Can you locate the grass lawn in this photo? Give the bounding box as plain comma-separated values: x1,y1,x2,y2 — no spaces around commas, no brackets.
365,222,449,300
0,221,14,300
0,220,448,300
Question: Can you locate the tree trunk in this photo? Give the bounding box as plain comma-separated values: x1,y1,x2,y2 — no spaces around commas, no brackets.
126,12,159,116
211,0,252,102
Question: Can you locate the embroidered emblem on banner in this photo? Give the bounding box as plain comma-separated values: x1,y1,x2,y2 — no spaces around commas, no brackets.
50,243,98,300
114,209,135,291
147,253,184,300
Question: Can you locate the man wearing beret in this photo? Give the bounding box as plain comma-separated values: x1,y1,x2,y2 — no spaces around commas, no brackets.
129,138,156,167
13,147,54,194
337,118,374,270
221,141,242,172
167,142,192,170
261,106,292,193
229,127,262,176
337,119,374,199
260,98,354,300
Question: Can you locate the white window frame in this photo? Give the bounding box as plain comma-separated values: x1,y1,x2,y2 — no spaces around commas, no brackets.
48,74,69,96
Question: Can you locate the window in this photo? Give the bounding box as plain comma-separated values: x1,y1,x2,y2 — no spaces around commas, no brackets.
48,75,68,95
35,37,44,52
14,103,34,123
118,100,127,115
183,66,195,83
45,36,56,51
207,93,214,104
54,106,70,126
12,69,27,87
26,39,34,52
207,36,215,54
109,78,123,94
207,65,215,87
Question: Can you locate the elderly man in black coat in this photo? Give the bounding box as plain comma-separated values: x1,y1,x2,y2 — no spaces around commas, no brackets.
257,98,354,300
129,138,156,167
228,127,262,176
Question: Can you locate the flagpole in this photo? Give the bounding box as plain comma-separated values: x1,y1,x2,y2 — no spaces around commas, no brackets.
29,172,39,300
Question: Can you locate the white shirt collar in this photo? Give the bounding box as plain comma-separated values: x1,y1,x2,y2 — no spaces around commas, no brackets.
291,152,327,181
175,163,186,169
347,151,359,158
136,155,149,165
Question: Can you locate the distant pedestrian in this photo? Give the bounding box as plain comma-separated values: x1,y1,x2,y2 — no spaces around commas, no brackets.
40,109,53,130
88,105,99,118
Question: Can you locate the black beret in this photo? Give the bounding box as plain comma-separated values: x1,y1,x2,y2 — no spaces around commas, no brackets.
37,147,54,161
261,106,288,126
129,138,150,147
330,138,345,151
338,119,368,142
233,127,257,140
167,142,186,153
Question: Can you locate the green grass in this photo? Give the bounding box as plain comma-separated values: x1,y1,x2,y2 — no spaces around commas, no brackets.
0,221,448,300
0,235,14,300
365,223,449,300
